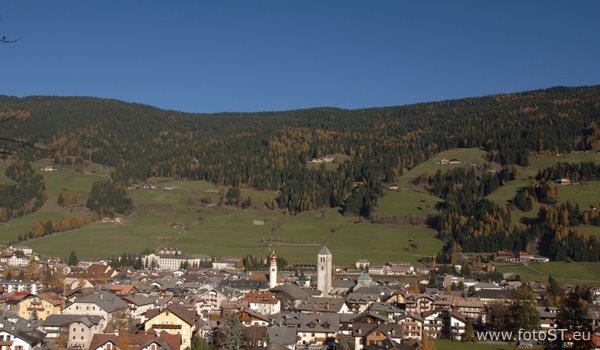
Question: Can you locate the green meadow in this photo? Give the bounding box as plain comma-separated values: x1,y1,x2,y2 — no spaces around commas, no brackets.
2,149,600,277
2,159,441,265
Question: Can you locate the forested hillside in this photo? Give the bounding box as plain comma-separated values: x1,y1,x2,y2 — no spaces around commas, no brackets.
1,86,600,260
1,86,599,216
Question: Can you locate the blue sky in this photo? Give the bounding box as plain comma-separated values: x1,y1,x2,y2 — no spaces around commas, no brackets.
1,1,599,113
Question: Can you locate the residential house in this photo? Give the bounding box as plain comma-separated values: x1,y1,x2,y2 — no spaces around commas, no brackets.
88,332,182,350
346,293,380,313
238,308,273,327
242,291,281,315
144,305,199,350
0,254,30,267
63,291,129,321
404,294,435,314
396,314,423,340
422,310,444,338
17,292,62,320
191,287,230,318
121,294,157,320
537,306,558,331
295,314,340,347
471,289,513,305
453,297,485,323
296,297,350,314
0,314,45,350
447,312,467,341
41,314,105,348
0,280,38,295
359,324,404,349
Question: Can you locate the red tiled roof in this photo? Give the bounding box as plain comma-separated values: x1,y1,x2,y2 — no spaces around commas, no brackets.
243,291,279,305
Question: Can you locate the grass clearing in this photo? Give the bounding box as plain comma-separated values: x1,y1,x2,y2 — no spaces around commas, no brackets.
555,182,600,208
396,148,487,187
524,150,600,176
377,190,440,218
436,340,541,350
495,261,600,284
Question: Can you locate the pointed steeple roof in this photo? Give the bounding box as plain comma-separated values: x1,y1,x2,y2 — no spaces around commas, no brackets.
318,246,332,255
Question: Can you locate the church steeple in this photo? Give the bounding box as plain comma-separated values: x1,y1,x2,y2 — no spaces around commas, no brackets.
269,250,278,289
317,246,332,296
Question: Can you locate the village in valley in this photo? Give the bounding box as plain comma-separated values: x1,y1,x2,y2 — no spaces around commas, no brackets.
0,241,597,350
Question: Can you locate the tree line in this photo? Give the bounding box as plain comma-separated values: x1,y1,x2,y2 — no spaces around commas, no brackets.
0,157,46,221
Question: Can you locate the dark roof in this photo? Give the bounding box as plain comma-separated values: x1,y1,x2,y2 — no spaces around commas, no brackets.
267,326,297,346
0,314,45,344
271,284,311,300
42,314,104,327
318,246,332,255
219,280,268,290
332,279,356,289
72,291,129,313
145,305,198,326
471,289,514,299
296,297,346,313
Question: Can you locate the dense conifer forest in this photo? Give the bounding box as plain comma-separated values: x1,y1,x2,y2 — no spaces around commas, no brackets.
1,85,600,260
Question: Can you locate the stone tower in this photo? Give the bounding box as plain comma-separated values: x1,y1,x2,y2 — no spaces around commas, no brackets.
269,251,278,289
317,246,332,296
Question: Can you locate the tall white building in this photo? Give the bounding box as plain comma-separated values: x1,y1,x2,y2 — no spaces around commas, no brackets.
269,251,278,289
317,246,332,296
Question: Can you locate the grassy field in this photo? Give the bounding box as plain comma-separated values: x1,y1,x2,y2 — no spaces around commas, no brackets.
523,150,600,176
396,148,488,188
436,340,541,350
555,182,600,208
495,261,600,285
25,193,442,265
376,190,439,218
2,159,441,264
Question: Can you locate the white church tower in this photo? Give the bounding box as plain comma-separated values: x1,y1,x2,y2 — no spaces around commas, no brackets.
269,251,278,289
317,246,332,296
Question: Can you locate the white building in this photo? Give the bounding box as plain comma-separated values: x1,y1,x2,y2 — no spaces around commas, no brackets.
143,253,208,271
317,246,332,297
269,251,278,289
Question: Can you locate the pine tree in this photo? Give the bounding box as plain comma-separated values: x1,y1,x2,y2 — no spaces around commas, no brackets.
463,320,475,342
68,250,79,266
546,275,564,306
416,334,437,350
219,313,243,350
556,285,593,349
507,284,539,332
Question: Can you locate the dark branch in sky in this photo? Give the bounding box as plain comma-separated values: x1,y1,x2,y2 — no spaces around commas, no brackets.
0,111,54,153
1,36,21,44
0,17,21,44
